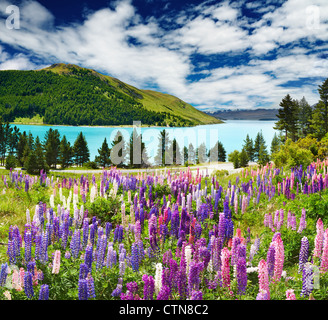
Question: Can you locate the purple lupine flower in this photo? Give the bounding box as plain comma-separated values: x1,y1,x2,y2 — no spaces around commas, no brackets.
82,218,89,248
231,237,241,265
266,245,275,278
142,274,155,300
78,279,88,300
169,258,179,290
86,273,96,299
79,263,89,280
236,257,247,295
156,285,171,300
299,237,309,274
96,235,107,270
0,263,8,287
112,278,123,297
106,244,117,268
131,242,140,272
218,212,225,243
126,281,138,294
70,229,81,259
256,290,268,300
84,244,93,272
7,239,16,264
38,284,49,300
24,271,34,299
188,261,202,296
300,262,314,297
190,290,203,300
298,208,307,233
39,231,49,264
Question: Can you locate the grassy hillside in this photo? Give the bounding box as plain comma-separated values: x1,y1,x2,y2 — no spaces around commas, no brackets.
41,63,222,126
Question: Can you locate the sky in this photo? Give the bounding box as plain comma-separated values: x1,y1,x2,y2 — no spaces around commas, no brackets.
0,0,327,112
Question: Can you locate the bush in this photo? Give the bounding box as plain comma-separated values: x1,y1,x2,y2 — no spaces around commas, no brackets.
272,139,313,169
85,161,98,169
5,154,17,170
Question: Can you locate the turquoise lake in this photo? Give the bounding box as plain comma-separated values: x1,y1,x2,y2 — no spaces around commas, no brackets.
11,120,277,162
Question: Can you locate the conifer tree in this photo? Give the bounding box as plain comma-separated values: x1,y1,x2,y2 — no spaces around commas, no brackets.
44,128,61,169
59,135,73,169
110,131,127,167
95,137,111,168
73,132,90,167
243,134,254,161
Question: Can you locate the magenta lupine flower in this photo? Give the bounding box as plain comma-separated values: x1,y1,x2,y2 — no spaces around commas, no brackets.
313,218,324,258
156,285,171,300
258,259,270,299
286,289,296,300
320,228,328,272
273,234,284,282
299,237,309,274
142,274,155,300
221,247,231,288
126,281,138,294
188,261,202,296
169,258,178,290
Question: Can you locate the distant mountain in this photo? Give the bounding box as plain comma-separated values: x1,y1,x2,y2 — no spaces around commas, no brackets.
207,108,278,121
0,63,221,126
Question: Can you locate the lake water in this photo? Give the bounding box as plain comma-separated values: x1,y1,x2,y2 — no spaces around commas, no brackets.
11,120,277,162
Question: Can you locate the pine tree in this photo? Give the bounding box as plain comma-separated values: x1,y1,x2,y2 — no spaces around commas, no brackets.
238,148,249,167
274,94,299,141
44,128,61,169
73,132,90,167
243,134,254,161
25,136,49,174
270,132,281,155
188,143,196,165
59,135,73,169
154,130,171,166
297,96,312,138
110,131,127,167
17,131,28,166
196,142,207,164
254,131,266,161
95,137,111,167
128,129,149,168
318,78,328,135
258,144,270,166
208,140,226,162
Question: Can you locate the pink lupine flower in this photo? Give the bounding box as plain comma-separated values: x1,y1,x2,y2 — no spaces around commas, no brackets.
19,268,25,288
258,259,270,299
320,229,328,272
221,247,231,288
52,250,61,274
313,218,324,258
273,234,284,282
12,269,22,291
286,289,296,300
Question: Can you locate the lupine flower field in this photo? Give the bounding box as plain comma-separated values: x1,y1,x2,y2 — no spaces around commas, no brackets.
1,161,328,300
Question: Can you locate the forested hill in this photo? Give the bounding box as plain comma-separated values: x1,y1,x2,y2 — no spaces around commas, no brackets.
0,63,221,127
207,108,278,120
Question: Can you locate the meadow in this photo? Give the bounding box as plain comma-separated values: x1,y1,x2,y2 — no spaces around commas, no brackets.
0,161,328,301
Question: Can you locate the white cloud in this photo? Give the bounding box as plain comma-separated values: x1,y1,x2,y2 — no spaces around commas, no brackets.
0,0,327,112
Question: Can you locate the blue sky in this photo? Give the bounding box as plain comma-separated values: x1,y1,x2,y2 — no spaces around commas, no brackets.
0,0,327,111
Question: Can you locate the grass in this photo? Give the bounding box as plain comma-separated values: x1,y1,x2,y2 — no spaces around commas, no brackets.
12,114,44,125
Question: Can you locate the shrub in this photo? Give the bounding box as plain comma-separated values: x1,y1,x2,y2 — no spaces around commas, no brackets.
5,154,17,170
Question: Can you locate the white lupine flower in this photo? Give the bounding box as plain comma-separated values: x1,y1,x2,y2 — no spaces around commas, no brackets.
154,263,163,295
185,245,193,274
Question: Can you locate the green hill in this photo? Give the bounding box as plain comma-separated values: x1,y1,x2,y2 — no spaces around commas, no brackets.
0,63,221,127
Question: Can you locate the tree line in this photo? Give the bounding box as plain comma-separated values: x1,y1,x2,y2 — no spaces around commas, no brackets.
1,120,229,174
